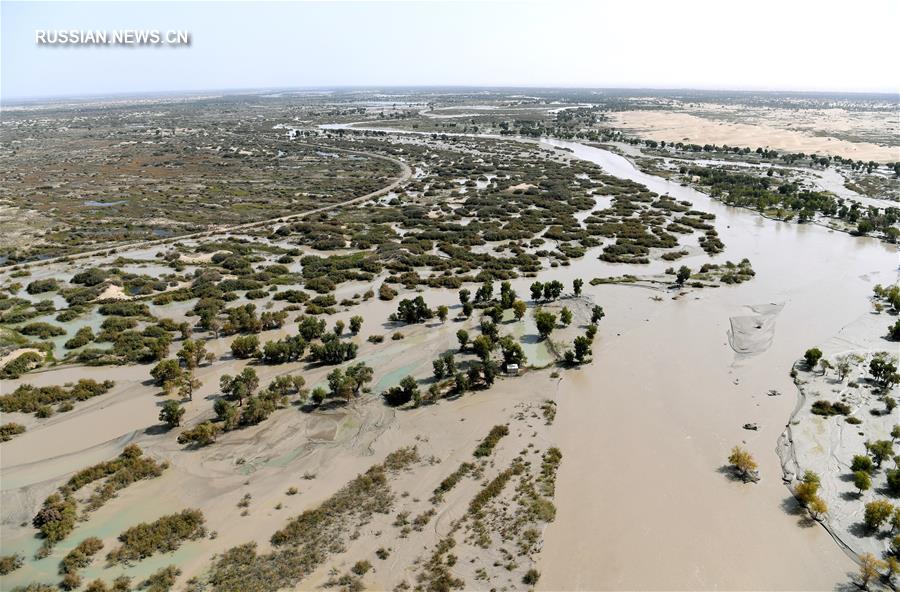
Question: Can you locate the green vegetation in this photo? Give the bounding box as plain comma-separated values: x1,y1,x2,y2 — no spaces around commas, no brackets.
1,379,114,414
474,424,509,458
1,351,43,378
107,509,206,565
205,448,419,591
0,422,26,441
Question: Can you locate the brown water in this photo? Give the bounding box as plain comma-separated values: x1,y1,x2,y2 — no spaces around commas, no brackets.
535,139,898,590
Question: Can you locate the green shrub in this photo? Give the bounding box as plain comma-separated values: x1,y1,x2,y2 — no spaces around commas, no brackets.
1,351,43,378
107,510,206,564
473,424,509,457
19,322,65,339
0,422,26,442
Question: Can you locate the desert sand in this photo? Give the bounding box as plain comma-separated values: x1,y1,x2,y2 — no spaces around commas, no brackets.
610,110,899,163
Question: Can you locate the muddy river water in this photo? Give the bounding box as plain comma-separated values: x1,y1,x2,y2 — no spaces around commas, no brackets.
2,126,896,590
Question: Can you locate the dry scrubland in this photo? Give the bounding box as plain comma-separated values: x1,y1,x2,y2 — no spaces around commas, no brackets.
0,88,898,591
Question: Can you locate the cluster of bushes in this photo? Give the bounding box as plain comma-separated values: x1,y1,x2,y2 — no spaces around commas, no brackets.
60,537,103,577
473,424,509,458
18,322,66,339
0,422,26,441
32,494,77,555
431,462,476,503
106,509,206,564
1,350,45,378
61,444,166,513
206,448,419,591
0,379,115,414
810,400,851,416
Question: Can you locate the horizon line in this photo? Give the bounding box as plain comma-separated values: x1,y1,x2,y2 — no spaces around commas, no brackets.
3,83,899,106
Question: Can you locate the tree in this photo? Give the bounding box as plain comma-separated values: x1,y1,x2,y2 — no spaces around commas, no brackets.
818,359,832,376
442,353,456,375
808,496,827,520
474,280,494,304
159,400,184,428
325,366,369,403
177,370,202,401
458,289,471,305
437,305,449,323
573,278,583,296
890,319,900,341
676,266,691,286
852,454,874,473
309,338,357,364
177,339,207,371
512,300,527,321
220,368,258,406
498,336,526,368
297,316,327,341
311,387,327,406
150,359,182,386
349,315,363,335
432,357,446,379
499,281,516,309
382,376,420,407
560,307,573,327
858,553,886,590
855,470,872,496
591,305,605,324
573,336,592,363
485,306,503,324
870,353,900,390
864,499,895,530
456,329,469,352
804,347,822,370
727,445,758,482
534,310,557,341
454,372,469,394
530,281,543,302
472,335,494,361
835,355,852,382
333,320,345,337
892,425,900,443
543,280,563,301
230,335,260,359
869,440,895,468
214,399,239,430
396,296,433,324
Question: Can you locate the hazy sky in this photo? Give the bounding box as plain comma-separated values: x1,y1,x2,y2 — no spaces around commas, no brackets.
3,0,898,101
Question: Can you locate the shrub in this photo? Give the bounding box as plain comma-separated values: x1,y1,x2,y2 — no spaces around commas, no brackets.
474,425,509,458
139,565,181,592
1,379,115,414
0,553,23,575
26,279,60,294
106,510,205,564
65,326,95,349
810,400,850,416
523,568,541,585
0,422,26,442
351,560,372,576
60,536,103,575
19,322,65,339
1,351,43,378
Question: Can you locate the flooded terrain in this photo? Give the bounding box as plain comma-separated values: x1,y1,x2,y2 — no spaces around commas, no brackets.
1,90,897,591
